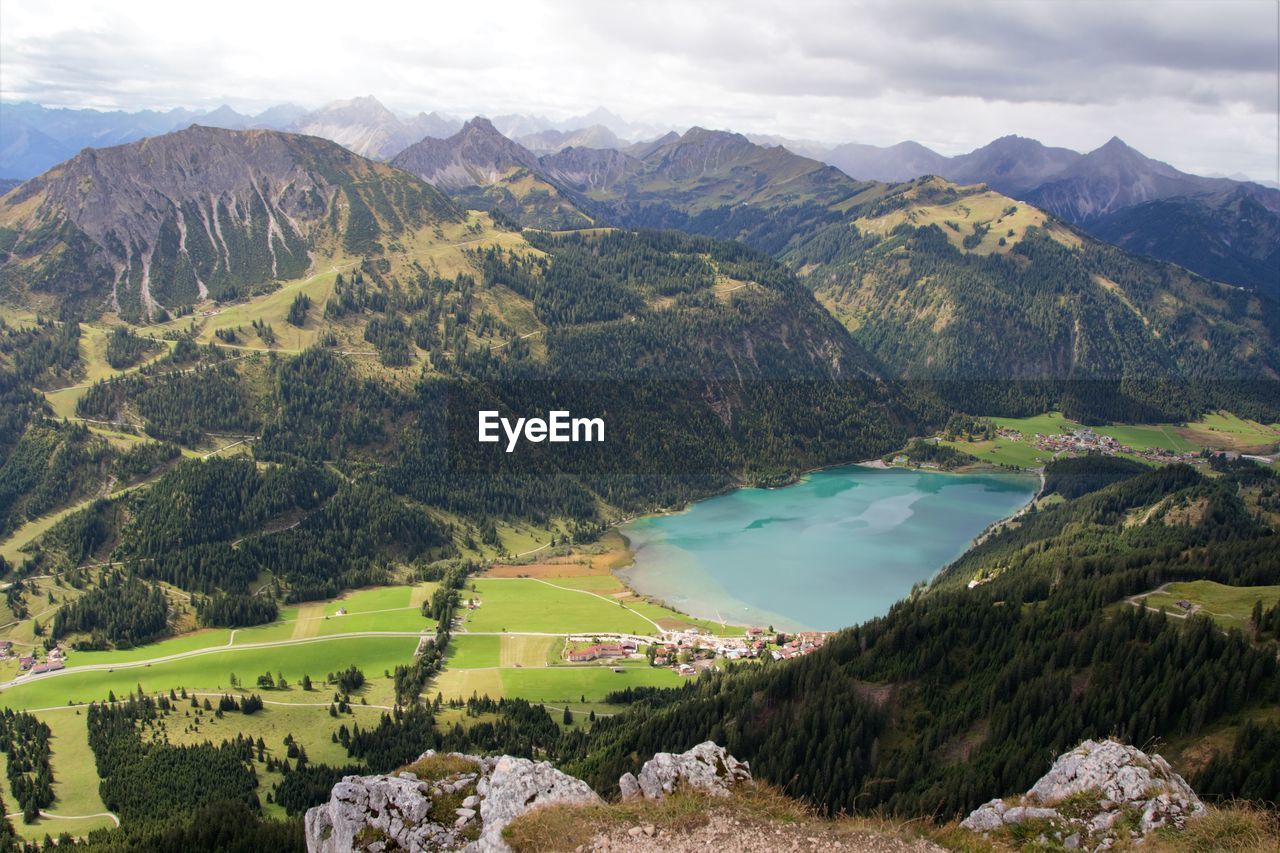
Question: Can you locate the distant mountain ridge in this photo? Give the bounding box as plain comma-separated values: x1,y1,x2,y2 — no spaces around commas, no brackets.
4,99,1276,292
284,95,460,159
391,118,592,228
808,134,1279,293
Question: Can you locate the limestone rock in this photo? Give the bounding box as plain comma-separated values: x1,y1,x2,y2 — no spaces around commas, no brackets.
960,739,1204,850
474,755,603,851
1027,739,1200,809
620,741,752,802
305,773,435,853
305,750,601,853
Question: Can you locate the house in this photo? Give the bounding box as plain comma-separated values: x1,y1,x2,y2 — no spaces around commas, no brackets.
677,663,696,676
652,655,668,666
568,643,627,663
18,655,35,671
746,626,764,637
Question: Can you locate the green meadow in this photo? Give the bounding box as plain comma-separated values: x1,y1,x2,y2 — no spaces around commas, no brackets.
460,579,659,634
0,636,416,712
935,410,1279,471
1141,580,1280,632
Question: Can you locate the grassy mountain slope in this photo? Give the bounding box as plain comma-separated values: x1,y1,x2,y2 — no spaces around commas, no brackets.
0,126,461,321
788,179,1280,393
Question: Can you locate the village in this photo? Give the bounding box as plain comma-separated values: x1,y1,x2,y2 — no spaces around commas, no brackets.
1030,427,1202,464
560,626,830,677
0,639,68,676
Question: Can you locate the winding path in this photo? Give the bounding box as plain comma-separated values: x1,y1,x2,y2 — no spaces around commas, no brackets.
4,810,119,827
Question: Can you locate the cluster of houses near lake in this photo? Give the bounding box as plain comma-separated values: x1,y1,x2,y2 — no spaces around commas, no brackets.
0,640,67,676
562,626,830,675
1032,428,1201,464
1034,427,1127,456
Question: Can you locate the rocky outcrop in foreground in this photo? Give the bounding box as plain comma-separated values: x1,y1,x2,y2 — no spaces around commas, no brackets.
961,739,1205,850
305,743,751,852
305,752,601,852
618,741,752,802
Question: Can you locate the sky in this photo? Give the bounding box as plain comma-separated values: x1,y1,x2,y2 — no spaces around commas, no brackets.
1,0,1277,181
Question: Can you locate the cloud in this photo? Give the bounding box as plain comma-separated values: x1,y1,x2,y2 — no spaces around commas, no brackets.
0,0,1275,180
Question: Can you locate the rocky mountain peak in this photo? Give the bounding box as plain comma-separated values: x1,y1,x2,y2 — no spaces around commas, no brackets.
390,117,540,191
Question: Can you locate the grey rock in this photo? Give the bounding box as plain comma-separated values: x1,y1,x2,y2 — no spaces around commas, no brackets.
472,755,603,852
960,739,1205,847
623,741,753,801
618,772,642,803
305,773,434,853
1003,806,1060,823
959,799,1007,832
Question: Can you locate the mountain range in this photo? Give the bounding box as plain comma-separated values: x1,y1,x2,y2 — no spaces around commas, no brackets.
3,121,1276,399
4,98,1275,292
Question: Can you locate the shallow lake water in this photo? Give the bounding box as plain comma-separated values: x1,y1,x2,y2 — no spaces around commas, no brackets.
618,465,1037,631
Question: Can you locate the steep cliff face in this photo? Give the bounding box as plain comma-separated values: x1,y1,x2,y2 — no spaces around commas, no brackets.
0,125,459,320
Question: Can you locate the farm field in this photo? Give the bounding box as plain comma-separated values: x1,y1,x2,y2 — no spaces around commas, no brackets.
499,666,684,704
1138,581,1280,632
445,634,561,670
429,662,684,707
447,635,501,669
936,410,1279,471
1177,411,1280,451
0,636,416,712
502,635,558,667
460,579,659,635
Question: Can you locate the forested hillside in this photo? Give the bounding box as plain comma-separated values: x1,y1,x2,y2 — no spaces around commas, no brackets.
3,228,930,642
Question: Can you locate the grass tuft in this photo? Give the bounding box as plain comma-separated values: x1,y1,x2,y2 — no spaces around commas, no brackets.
400,752,480,782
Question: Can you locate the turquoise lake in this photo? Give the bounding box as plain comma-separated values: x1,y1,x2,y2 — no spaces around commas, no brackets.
618,465,1037,631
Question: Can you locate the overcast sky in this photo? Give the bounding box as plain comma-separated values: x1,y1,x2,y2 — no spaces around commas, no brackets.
2,0,1277,180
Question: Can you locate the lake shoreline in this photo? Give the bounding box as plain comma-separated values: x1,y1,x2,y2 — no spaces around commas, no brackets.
613,463,1039,632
